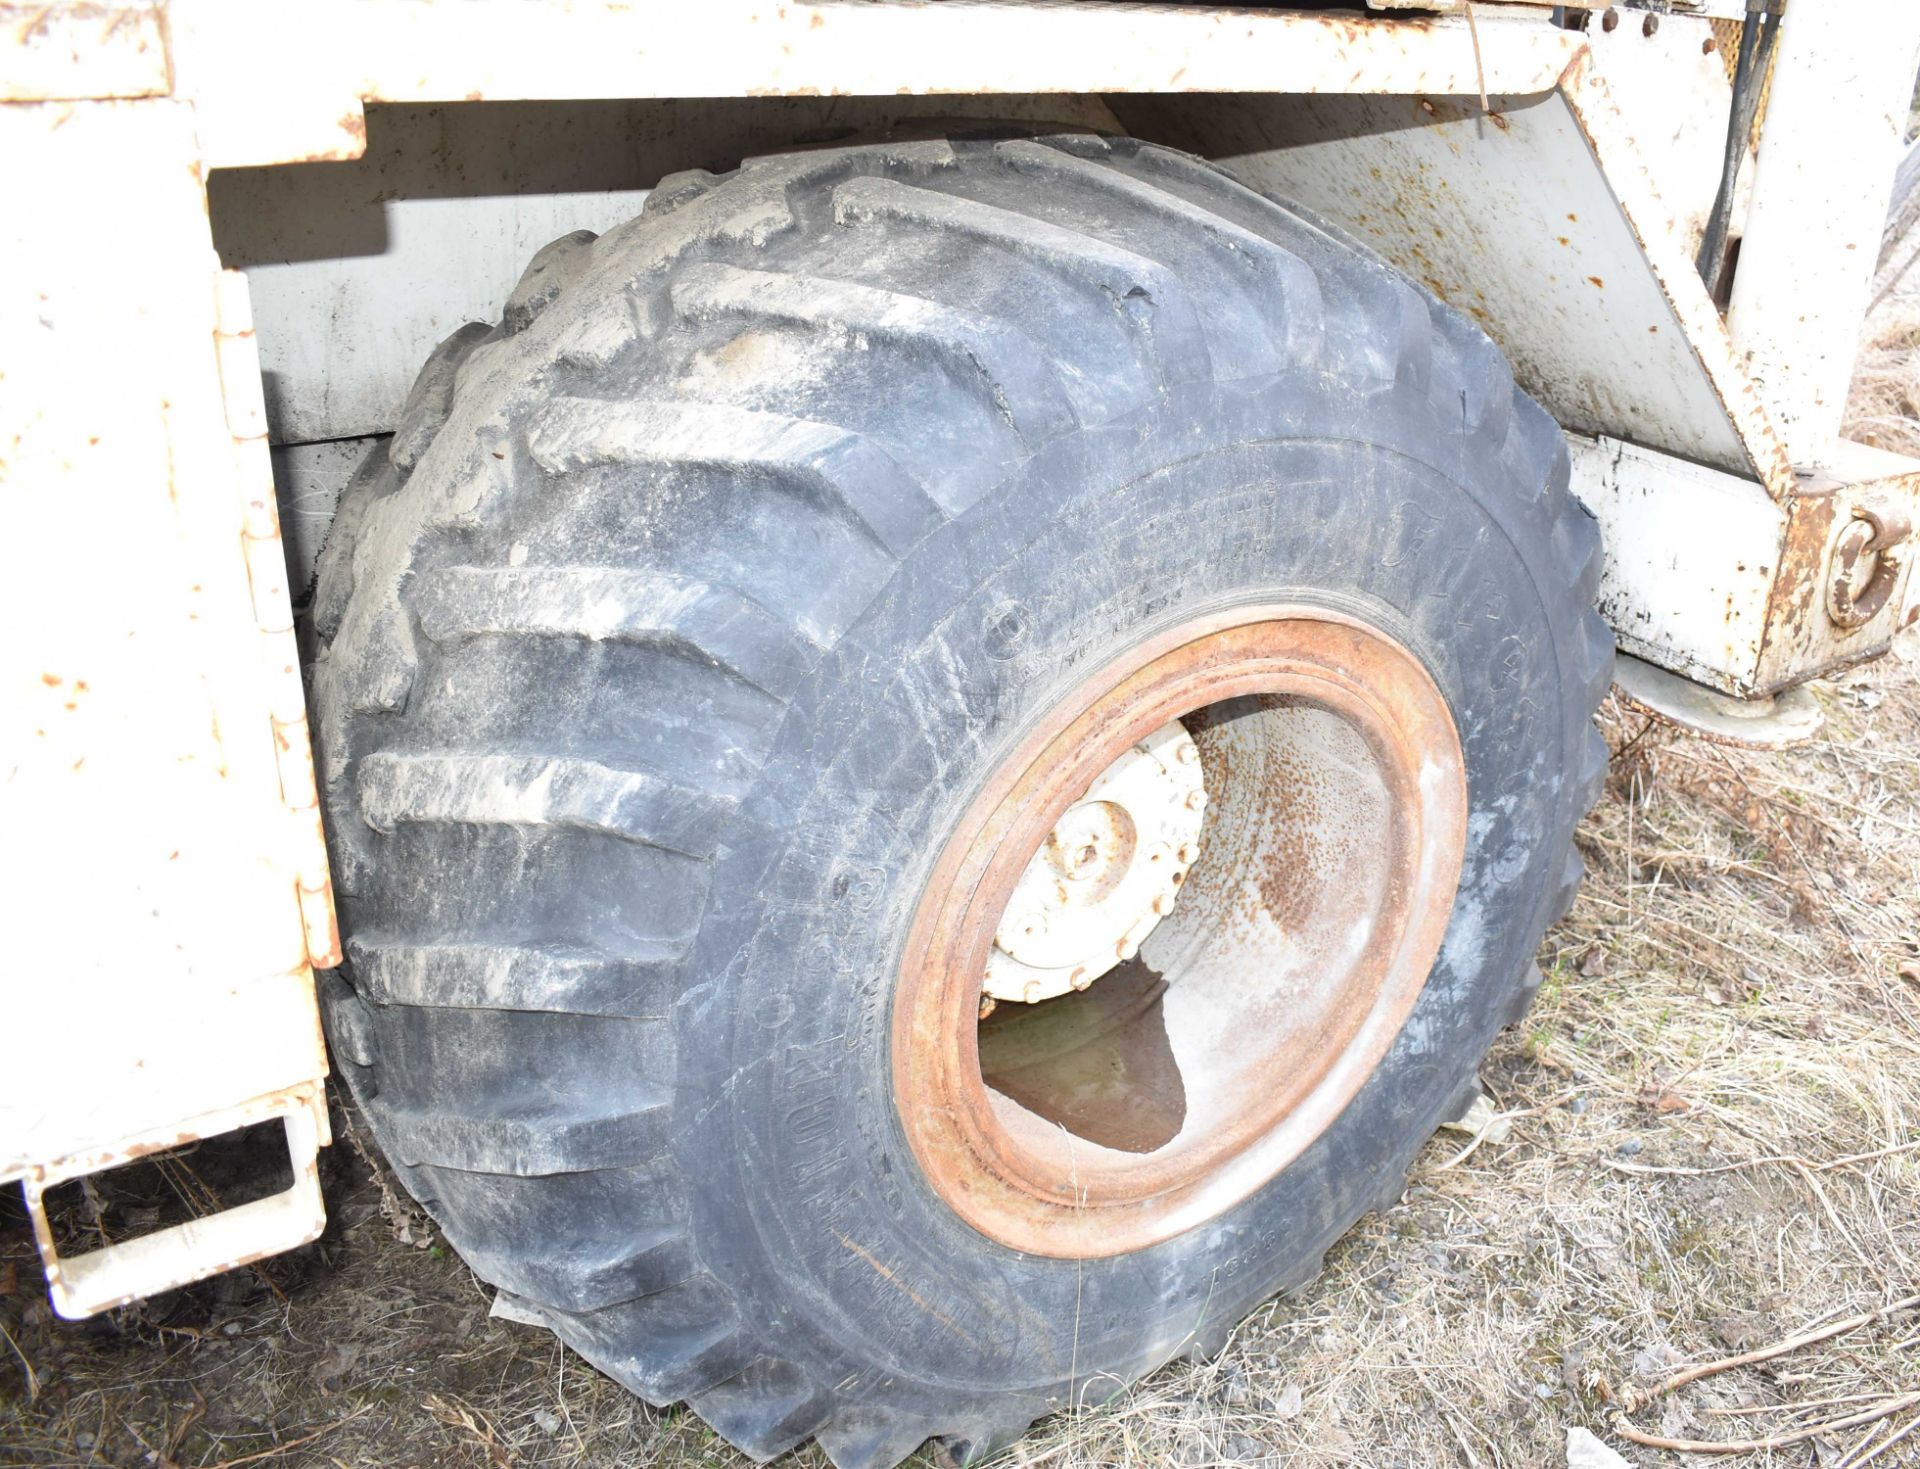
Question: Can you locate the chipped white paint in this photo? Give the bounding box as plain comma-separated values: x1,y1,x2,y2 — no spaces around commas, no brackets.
0,1,170,103
163,2,1584,170
1,98,337,1315
1567,435,1785,691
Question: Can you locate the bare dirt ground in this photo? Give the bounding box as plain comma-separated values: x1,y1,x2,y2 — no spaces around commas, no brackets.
8,226,1920,1469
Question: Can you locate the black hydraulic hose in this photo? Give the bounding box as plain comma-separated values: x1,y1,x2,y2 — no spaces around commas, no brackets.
1698,0,1784,302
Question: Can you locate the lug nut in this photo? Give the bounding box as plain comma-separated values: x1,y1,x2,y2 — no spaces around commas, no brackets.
1176,741,1199,765
1023,980,1043,1004
1070,967,1093,991
978,993,996,1020
1185,790,1207,812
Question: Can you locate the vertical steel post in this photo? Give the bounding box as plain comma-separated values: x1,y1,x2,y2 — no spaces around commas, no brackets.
1725,0,1920,467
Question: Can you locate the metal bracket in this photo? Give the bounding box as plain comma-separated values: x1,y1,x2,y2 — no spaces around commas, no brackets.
1613,653,1823,747
1826,503,1912,630
20,1082,330,1320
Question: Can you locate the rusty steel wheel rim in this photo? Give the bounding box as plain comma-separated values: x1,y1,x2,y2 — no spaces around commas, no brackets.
892,607,1468,1258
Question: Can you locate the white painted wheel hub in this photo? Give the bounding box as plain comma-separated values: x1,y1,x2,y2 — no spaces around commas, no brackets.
983,720,1207,1006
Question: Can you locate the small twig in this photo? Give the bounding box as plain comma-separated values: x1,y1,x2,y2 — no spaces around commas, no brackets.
165,1384,208,1464
1706,1390,1887,1418
1609,708,1662,769
1615,1392,1920,1456
1463,3,1490,115
1441,1408,1484,1469
1791,1157,1882,1283
1409,1352,1504,1468
0,1316,38,1402
1612,1144,1902,1283
1623,1294,1920,1411
1846,1408,1920,1468
1429,1090,1581,1174
1839,1415,1900,1469
1608,1139,1920,1179
197,1411,362,1469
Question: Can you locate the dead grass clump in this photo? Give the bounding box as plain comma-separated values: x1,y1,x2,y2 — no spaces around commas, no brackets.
1847,298,1920,457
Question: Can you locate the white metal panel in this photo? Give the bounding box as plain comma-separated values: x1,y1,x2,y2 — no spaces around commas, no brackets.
1579,14,1736,260
1567,435,1785,690
1725,0,1920,465
21,1087,328,1319
1116,83,1783,488
166,1,1585,170
0,1,169,103
0,101,334,1188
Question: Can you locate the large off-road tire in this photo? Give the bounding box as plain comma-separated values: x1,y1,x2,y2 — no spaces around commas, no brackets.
310,133,1611,1468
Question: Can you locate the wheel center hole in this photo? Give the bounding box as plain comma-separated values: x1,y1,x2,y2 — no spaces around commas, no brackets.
978,694,1404,1159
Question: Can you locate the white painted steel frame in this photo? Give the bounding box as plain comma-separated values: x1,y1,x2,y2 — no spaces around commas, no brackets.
198,2,1919,695
1,92,337,1313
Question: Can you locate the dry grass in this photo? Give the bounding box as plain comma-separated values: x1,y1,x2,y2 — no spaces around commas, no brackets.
1846,300,1920,458
1846,115,1920,458
6,290,1920,1469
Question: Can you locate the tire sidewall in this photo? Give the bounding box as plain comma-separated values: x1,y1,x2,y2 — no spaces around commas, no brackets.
676,372,1579,1397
